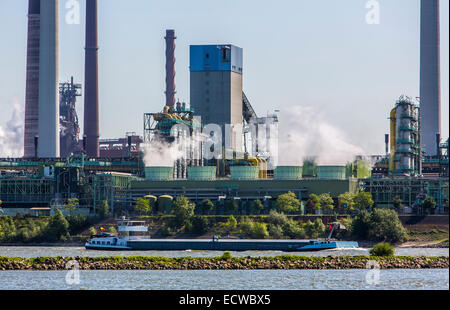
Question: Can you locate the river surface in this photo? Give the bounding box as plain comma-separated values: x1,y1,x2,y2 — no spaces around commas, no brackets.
0,269,448,290
0,246,448,258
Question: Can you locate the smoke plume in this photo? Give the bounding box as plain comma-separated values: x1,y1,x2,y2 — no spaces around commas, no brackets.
276,105,365,166
0,99,24,158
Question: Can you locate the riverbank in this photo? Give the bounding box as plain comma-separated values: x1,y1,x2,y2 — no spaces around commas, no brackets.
0,255,448,270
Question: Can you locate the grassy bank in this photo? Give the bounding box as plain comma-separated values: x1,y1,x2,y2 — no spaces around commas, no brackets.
0,255,448,270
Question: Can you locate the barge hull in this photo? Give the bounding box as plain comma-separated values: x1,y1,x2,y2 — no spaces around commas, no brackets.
126,239,358,252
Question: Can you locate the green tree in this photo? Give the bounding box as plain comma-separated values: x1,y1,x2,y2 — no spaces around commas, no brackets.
64,198,79,216
352,209,407,243
46,209,70,242
200,199,214,215
268,224,284,239
338,192,355,212
422,196,437,215
134,197,151,216
319,193,334,214
308,194,321,212
98,200,110,218
276,192,300,213
89,226,97,236
282,219,306,239
172,196,195,226
252,199,265,214
224,199,239,215
226,215,237,229
354,192,374,211
392,196,403,212
267,210,288,226
190,216,210,235
249,222,269,239
351,210,371,240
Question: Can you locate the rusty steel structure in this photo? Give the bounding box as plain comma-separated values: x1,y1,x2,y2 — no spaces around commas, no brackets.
59,77,82,158
165,30,176,107
84,0,100,158
24,0,41,158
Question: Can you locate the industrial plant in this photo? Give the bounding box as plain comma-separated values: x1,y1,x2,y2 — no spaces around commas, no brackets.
0,0,448,217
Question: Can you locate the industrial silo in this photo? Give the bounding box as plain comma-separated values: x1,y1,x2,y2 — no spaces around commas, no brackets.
316,166,347,179
145,167,174,181
274,166,302,180
187,166,217,180
230,166,260,180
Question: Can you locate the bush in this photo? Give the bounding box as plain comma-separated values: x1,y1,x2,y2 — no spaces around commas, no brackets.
249,222,269,239
220,251,232,260
369,242,395,256
239,218,268,239
190,216,210,235
66,214,89,235
89,227,97,236
45,209,70,242
368,209,407,243
225,215,237,229
267,210,288,226
282,220,305,239
352,209,407,243
268,224,284,239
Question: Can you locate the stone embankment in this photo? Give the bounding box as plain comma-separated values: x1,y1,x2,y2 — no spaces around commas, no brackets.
0,256,448,270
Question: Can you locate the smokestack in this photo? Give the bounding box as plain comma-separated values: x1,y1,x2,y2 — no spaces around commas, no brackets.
34,135,39,158
165,30,176,107
84,0,100,158
420,0,441,156
24,0,41,158
38,0,59,158
436,133,441,157
385,134,389,156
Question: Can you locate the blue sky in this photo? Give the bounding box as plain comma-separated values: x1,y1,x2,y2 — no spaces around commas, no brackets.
0,0,448,155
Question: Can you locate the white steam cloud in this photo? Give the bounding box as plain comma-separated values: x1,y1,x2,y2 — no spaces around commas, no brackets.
0,99,24,158
277,105,365,166
143,139,185,167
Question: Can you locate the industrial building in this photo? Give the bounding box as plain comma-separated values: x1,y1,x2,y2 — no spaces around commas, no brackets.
0,1,448,217
190,44,244,154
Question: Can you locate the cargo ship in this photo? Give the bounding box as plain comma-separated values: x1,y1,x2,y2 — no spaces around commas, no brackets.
85,218,359,251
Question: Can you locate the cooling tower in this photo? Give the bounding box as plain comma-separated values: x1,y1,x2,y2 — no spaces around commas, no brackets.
165,30,176,107
37,0,59,158
24,0,41,158
84,0,100,157
420,0,441,156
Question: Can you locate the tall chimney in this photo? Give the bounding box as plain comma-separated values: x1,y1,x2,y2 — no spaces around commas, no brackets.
420,0,441,156
24,0,41,158
165,30,176,107
38,0,59,158
385,134,389,156
84,0,100,158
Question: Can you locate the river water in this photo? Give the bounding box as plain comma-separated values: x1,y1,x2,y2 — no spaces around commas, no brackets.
0,269,448,290
0,247,448,290
0,246,448,258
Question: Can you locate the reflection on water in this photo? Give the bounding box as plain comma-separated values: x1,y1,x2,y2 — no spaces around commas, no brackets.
0,246,447,258
0,269,448,290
